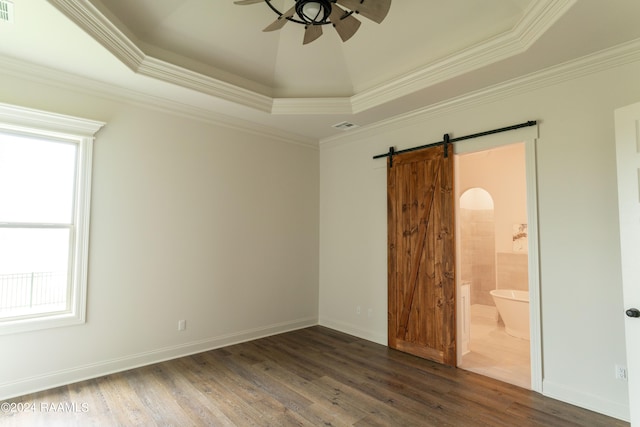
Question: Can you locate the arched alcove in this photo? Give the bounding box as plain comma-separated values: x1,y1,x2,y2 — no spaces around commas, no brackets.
460,187,494,210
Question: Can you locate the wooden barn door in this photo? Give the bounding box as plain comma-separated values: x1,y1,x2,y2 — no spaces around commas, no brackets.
387,145,456,366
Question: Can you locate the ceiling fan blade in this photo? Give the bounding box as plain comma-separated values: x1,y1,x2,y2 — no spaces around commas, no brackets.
263,5,296,31
234,0,263,5
303,25,323,44
330,5,361,42
336,0,391,24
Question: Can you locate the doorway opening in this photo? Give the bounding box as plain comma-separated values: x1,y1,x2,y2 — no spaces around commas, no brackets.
455,143,532,389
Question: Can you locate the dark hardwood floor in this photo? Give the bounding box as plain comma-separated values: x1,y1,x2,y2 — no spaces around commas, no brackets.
1,326,629,426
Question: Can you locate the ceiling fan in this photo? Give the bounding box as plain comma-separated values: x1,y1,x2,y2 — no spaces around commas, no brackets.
233,0,392,45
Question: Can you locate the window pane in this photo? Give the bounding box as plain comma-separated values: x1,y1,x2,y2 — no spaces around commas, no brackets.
0,228,70,319
0,133,77,223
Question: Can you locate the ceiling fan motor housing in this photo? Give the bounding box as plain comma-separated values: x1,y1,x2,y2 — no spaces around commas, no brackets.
296,0,333,24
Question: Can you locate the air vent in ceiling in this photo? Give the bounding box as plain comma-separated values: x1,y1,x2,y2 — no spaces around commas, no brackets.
0,0,14,23
332,121,359,131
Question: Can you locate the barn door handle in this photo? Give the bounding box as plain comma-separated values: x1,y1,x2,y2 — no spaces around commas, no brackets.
626,308,640,318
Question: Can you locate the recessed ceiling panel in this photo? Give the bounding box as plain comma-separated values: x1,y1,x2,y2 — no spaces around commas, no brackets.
88,0,535,98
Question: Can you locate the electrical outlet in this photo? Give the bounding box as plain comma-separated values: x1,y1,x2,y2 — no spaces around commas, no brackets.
178,320,186,331
367,308,373,318
356,306,361,315
615,365,627,381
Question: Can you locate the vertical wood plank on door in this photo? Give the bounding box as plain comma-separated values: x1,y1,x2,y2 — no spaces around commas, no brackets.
443,151,456,364
387,155,398,349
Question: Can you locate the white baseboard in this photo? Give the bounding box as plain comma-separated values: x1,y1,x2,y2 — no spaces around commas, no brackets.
0,316,317,401
318,317,387,346
543,380,630,422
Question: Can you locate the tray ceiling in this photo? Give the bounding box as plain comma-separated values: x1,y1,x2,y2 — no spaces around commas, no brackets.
1,0,640,140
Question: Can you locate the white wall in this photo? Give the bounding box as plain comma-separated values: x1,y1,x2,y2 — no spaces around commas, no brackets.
319,57,640,420
0,74,319,399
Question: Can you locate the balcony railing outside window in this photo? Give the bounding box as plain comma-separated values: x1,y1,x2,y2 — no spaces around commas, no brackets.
0,271,67,318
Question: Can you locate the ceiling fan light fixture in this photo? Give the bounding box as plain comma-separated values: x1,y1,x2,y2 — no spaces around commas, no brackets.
237,0,392,45
297,0,331,24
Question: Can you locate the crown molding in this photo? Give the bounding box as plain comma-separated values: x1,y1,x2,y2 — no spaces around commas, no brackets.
46,0,273,113
46,0,144,71
46,0,576,117
320,37,640,149
137,57,273,113
3,32,638,152
0,56,317,149
350,0,577,113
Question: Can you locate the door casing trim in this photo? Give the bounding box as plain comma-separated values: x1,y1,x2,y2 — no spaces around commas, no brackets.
453,124,542,393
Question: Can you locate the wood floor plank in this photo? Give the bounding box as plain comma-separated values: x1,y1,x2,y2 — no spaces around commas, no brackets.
94,372,156,426
317,349,516,427
0,326,630,426
204,350,314,412
254,360,368,425
65,378,116,426
250,396,315,427
150,360,235,426
170,356,267,426
314,375,428,427
305,348,456,422
507,398,629,427
123,367,192,426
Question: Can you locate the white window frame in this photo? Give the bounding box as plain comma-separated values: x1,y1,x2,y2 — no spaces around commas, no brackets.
0,103,104,335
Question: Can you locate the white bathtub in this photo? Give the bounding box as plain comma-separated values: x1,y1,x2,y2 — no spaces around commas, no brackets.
490,289,530,340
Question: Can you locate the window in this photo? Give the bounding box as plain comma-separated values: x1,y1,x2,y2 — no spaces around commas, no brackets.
0,103,104,334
